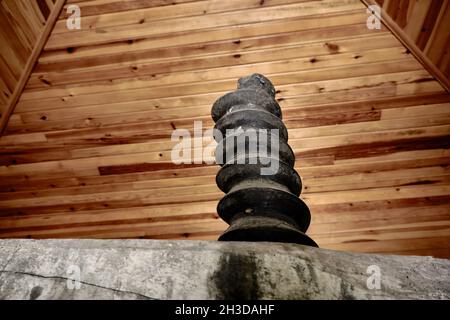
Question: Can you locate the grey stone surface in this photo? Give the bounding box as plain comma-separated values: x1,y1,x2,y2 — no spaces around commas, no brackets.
0,239,449,300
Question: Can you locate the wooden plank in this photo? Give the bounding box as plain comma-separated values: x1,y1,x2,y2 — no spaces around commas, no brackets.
45,0,364,50
0,0,66,135
361,0,449,91
41,12,370,65
1,1,37,50
59,0,201,19
28,34,401,90
424,1,450,66
5,84,447,135
4,113,449,166
0,55,18,97
416,0,444,50
32,25,392,82
17,54,421,112
1,165,448,201
402,0,432,43
53,0,308,34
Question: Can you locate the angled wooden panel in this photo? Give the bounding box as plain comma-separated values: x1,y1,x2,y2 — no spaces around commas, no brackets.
0,0,65,134
365,0,450,90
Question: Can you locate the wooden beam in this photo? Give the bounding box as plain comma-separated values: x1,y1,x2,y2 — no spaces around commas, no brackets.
360,0,450,92
0,0,66,135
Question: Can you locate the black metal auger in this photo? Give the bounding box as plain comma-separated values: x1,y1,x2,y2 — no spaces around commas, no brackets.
212,73,317,247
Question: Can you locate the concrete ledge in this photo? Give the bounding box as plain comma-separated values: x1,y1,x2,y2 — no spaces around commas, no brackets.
0,239,449,299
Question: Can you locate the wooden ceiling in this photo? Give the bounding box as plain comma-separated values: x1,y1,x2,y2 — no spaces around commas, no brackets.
0,0,449,258
0,0,61,122
367,0,450,90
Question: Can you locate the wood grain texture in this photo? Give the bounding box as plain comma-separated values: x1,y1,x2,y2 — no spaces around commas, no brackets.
363,0,450,91
0,0,449,258
0,0,65,134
